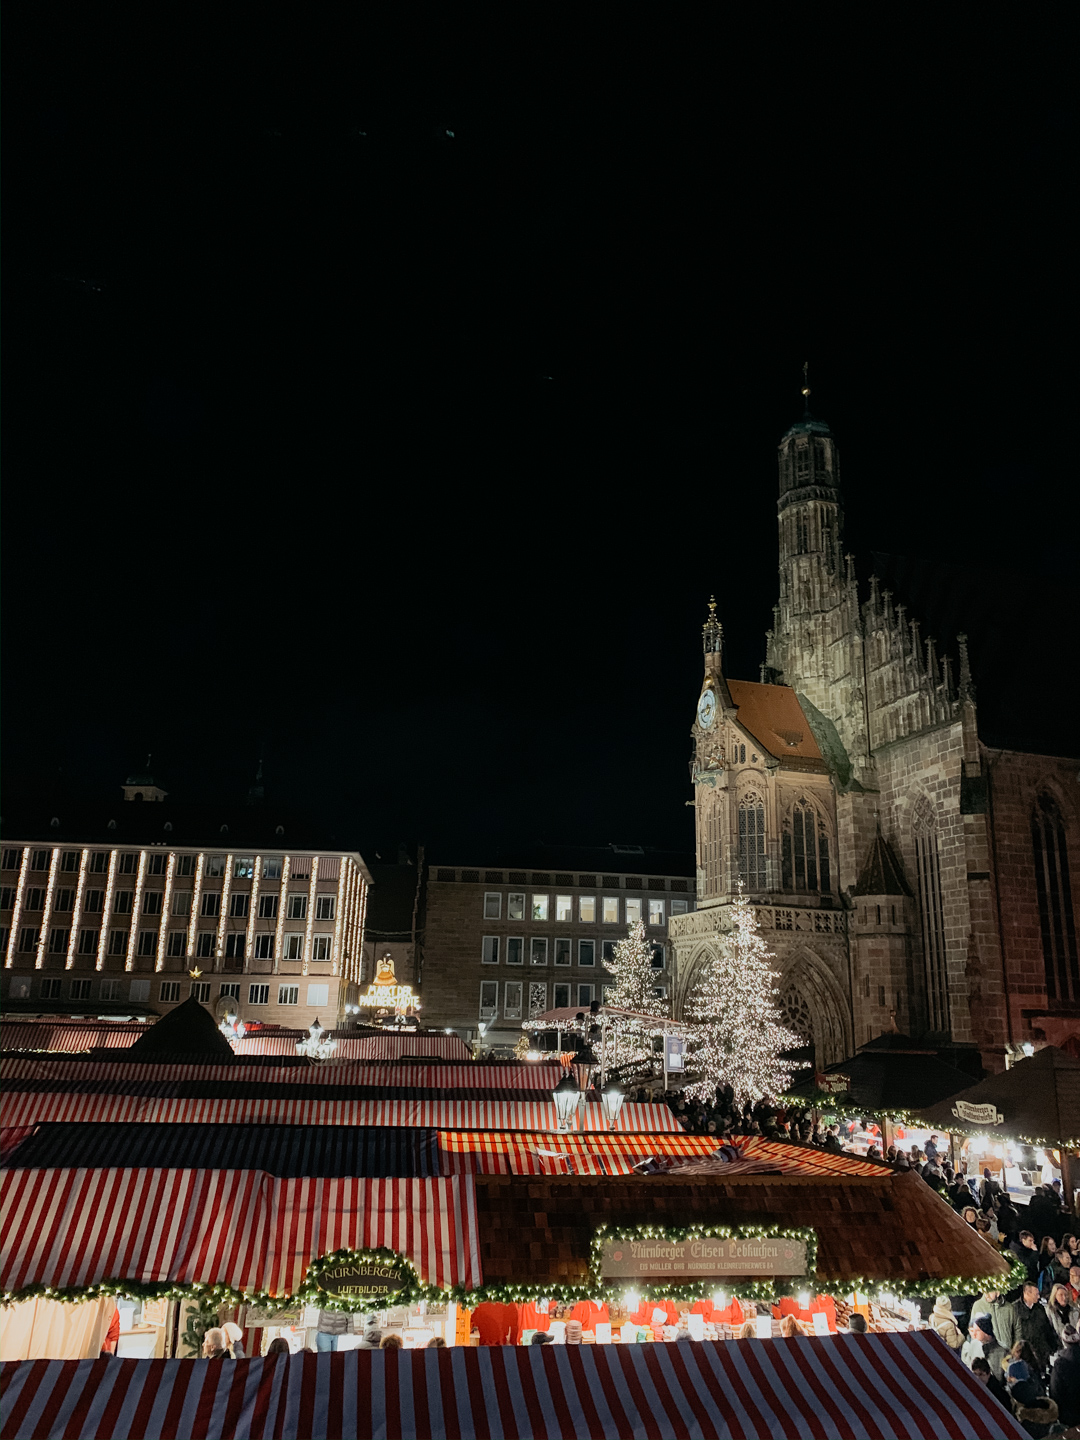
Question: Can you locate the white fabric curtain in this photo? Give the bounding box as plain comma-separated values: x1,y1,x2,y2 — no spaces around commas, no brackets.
0,1297,113,1360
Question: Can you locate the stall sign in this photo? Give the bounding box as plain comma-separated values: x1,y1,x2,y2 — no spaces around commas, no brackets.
357,954,416,1010
315,1260,406,1305
952,1100,1004,1126
244,1306,303,1328
665,1036,685,1072
600,1236,807,1278
815,1072,850,1094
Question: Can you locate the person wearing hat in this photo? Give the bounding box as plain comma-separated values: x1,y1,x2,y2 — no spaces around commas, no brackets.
221,1322,245,1359
962,1316,1006,1377
1050,1325,1080,1428
929,1297,964,1350
1006,1360,1060,1437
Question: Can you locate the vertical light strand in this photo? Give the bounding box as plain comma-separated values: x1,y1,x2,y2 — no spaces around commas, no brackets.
34,848,62,970
341,863,356,986
156,852,177,973
66,850,90,970
356,872,369,987
96,850,119,973
186,853,205,962
246,857,261,965
216,855,235,968
273,855,290,975
126,852,148,973
5,848,29,968
302,858,318,977
332,860,346,978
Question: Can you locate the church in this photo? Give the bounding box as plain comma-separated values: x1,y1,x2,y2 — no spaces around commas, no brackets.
669,395,1079,1074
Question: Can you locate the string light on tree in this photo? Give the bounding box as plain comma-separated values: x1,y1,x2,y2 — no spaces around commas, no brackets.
604,918,669,1069
684,882,801,1105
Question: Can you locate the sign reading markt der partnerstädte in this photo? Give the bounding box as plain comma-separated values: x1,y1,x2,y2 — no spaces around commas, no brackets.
315,1260,406,1305
600,1236,808,1278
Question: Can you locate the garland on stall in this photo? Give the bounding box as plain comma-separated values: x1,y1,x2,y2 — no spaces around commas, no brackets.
302,1247,444,1312
779,1088,929,1128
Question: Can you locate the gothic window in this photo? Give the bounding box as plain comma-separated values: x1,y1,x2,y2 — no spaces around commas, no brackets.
738,793,767,890
779,985,812,1047
795,441,809,481
782,799,831,893
796,514,810,554
913,797,950,1034
1032,794,1079,1002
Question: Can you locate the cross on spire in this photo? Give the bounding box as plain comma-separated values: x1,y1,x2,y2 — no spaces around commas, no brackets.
801,361,811,417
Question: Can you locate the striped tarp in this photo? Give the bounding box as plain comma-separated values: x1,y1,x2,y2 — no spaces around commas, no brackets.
346,1033,474,1061
0,1058,563,1089
736,1136,888,1177
1,1028,476,1061
0,1171,480,1294
0,1024,150,1053
438,1129,719,1176
0,1334,1027,1440
0,1093,683,1134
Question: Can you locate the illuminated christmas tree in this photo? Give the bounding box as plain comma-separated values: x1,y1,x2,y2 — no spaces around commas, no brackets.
683,884,801,1104
605,918,669,1070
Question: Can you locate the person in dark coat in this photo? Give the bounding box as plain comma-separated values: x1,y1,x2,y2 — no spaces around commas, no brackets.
315,1309,350,1353
962,1316,1007,1376
1049,1326,1080,1428
970,1357,1010,1409
1011,1232,1042,1284
999,1283,1061,1375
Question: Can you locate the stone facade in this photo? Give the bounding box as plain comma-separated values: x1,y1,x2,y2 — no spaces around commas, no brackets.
670,402,1080,1072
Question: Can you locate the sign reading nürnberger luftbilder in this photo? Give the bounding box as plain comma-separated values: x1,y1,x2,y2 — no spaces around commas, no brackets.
315,1260,405,1304
600,1236,807,1278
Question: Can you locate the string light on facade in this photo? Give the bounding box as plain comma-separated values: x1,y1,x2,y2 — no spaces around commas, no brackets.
35,848,62,970
244,855,261,965
156,852,176,973
303,857,318,976
332,863,346,978
4,848,28,968
66,849,90,970
273,854,291,975
96,850,120,973
125,851,148,973
217,854,235,966
186,853,205,962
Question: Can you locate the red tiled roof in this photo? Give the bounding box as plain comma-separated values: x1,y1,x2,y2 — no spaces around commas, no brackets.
726,679,824,763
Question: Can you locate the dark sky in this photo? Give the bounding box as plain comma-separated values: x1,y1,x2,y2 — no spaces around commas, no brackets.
4,16,1076,860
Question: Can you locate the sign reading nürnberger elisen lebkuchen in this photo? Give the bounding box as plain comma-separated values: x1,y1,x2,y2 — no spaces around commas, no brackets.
600,1236,808,1278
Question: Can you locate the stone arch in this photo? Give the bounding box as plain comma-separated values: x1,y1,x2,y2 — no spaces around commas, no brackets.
778,948,851,1068
674,939,719,1020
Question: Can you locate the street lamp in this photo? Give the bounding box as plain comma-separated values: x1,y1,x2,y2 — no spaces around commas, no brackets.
553,1072,580,1131
600,1078,625,1131
573,1043,598,1094
296,1017,337,1062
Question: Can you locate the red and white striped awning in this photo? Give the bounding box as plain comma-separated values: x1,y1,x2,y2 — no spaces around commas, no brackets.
0,1334,1026,1440
0,1023,150,1052
438,1129,719,1175
1,1092,683,1133
0,1027,476,1061
0,1171,480,1295
0,1057,564,1089
735,1136,887,1177
343,1033,474,1061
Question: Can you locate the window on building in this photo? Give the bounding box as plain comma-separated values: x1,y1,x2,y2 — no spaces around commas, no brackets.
234,858,255,879
172,891,191,916
579,896,596,922
48,928,69,953
30,850,50,871
738,794,767,889
230,893,249,917
167,931,187,957
60,851,81,872
530,937,548,966
0,927,8,954
225,934,245,958
129,978,151,1002
113,891,133,915
2,849,21,869
99,979,122,1001
175,855,196,876
556,895,573,922
311,935,332,961
306,983,329,1006
252,935,274,959
315,896,335,921
1032,793,1079,1003
553,982,570,1008
531,895,549,922
54,888,75,912
1,887,14,910
579,939,595,967
219,983,240,1000
481,936,500,964
41,977,63,999
248,984,269,1005
196,932,214,957
284,934,304,960
84,890,104,913
577,984,594,1007
625,898,642,924
146,854,167,875
108,930,127,955
528,981,548,1018
205,856,226,877
142,891,163,915
782,798,831,893
508,893,525,921
554,938,571,966
290,858,312,880
504,981,523,1019
479,981,498,1018
287,894,307,919
913,797,950,1034
278,985,299,1005
506,937,524,965
24,889,45,911
201,892,220,918
191,982,211,1002
137,930,157,956
671,899,688,915
262,858,283,880
117,853,137,875
602,897,619,924
483,892,502,919
160,982,181,1002
648,899,664,926
650,943,666,970
18,927,36,952
78,929,97,955
258,895,278,919
87,852,109,874
602,940,617,964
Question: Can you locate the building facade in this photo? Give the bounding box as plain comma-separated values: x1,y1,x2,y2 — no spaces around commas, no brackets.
419,849,696,1049
1,793,371,1032
670,400,1080,1072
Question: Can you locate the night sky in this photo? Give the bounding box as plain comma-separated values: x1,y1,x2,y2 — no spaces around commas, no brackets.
4,17,1075,861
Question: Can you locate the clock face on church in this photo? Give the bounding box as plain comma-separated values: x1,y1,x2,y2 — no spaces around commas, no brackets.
697,688,717,730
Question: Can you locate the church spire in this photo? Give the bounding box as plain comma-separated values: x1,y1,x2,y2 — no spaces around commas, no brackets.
801,360,812,419
702,595,723,658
